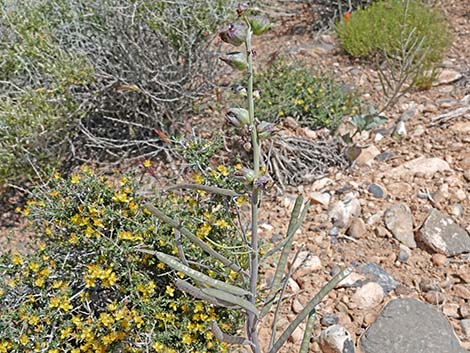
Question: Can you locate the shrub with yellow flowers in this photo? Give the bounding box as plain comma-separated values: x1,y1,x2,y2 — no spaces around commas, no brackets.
251,57,361,131
0,166,243,353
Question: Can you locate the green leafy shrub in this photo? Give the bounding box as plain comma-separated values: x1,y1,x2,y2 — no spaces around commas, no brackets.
0,0,236,186
0,167,244,352
252,58,360,131
336,0,452,86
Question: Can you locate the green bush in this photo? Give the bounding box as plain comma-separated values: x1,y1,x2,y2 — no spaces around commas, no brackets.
336,0,451,86
252,58,360,131
0,0,237,186
0,167,245,352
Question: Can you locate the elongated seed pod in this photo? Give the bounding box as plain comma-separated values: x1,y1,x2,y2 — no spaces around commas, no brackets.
201,287,259,317
143,250,250,297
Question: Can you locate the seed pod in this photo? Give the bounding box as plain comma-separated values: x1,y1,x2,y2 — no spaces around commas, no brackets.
256,121,274,139
220,52,248,71
248,15,271,35
219,23,246,46
225,108,250,128
241,168,255,184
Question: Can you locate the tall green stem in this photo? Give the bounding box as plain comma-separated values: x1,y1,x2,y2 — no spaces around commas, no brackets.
245,26,261,353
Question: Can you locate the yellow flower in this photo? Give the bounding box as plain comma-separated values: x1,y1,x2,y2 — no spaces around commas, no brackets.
196,223,212,239
11,253,22,265
182,333,193,345
71,174,81,184
216,164,229,176
19,335,29,346
193,173,204,184
34,278,45,288
28,316,39,326
152,342,164,352
60,297,73,312
143,160,151,168
49,297,60,308
99,312,114,328
29,261,40,273
165,285,175,297
214,219,229,229
112,191,129,203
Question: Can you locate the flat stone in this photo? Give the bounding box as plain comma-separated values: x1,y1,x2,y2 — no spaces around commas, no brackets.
384,203,416,248
434,69,463,86
358,263,398,294
388,157,451,179
374,151,395,161
319,325,355,353
361,298,466,353
292,299,303,314
453,285,470,300
351,282,384,309
416,209,470,256
355,145,381,165
291,251,322,276
310,192,331,207
443,303,460,319
367,183,385,198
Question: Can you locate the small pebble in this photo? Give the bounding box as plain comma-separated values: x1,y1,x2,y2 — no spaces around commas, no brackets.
431,253,448,267
398,244,411,263
321,313,339,327
368,183,385,198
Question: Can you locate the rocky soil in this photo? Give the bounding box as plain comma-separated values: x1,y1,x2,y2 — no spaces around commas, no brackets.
251,1,470,352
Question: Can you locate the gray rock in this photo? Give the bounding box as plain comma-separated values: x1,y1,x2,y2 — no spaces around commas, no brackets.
375,151,395,161
320,325,355,353
460,319,470,338
321,313,340,327
358,263,398,294
368,183,385,198
361,298,467,353
398,244,411,263
384,203,417,248
416,209,470,256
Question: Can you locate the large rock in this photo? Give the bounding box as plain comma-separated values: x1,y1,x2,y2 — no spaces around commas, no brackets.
388,157,450,178
384,203,416,248
416,209,470,256
361,298,467,353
